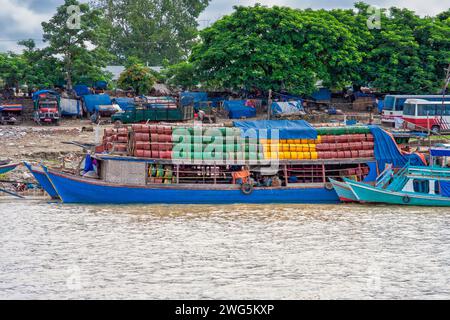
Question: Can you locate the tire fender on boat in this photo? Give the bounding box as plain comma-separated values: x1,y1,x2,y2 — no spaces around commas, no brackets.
325,182,334,191
402,195,411,204
241,183,254,195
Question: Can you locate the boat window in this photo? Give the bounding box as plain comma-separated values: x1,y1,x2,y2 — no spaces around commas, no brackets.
413,180,430,194
395,98,408,111
435,181,441,195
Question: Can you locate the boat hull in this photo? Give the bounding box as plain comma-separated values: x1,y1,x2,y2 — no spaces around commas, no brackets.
0,163,19,175
329,178,358,202
23,162,59,199
345,179,450,207
45,169,340,205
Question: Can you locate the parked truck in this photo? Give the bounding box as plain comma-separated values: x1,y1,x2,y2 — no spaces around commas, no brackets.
32,90,61,125
111,96,194,124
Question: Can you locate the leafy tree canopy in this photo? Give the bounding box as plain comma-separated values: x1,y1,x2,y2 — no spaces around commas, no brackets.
117,60,156,95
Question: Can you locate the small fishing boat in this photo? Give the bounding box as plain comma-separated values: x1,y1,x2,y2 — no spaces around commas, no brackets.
344,149,450,206
330,164,394,203
0,161,19,175
22,162,59,199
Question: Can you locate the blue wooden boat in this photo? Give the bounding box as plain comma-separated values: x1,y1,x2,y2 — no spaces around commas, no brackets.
42,165,340,204
0,162,19,175
344,162,450,207
23,162,59,199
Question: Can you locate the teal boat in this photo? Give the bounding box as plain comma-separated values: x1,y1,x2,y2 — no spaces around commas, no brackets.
344,148,450,207
330,164,394,203
0,162,19,175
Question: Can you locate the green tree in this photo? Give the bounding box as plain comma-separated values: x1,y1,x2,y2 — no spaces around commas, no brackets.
163,61,198,90
42,0,112,89
0,52,27,90
190,5,364,95
92,0,210,65
117,61,156,95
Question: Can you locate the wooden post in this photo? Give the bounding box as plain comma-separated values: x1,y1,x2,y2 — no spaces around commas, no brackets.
284,165,289,186
322,163,326,183
267,89,272,120
176,165,179,184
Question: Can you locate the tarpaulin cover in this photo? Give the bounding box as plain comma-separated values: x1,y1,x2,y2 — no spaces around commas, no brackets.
83,94,112,113
0,105,23,112
430,148,450,157
233,120,318,139
311,88,331,101
369,126,426,168
224,100,256,119
32,90,58,101
271,101,304,115
73,85,91,96
60,98,81,116
180,92,208,108
94,81,108,90
440,182,450,197
113,97,135,111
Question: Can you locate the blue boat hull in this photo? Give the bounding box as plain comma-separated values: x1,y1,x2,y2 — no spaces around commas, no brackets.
329,178,358,202
23,163,59,199
345,178,450,207
45,169,340,205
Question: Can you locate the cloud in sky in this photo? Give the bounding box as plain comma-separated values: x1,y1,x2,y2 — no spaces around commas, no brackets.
1,0,448,52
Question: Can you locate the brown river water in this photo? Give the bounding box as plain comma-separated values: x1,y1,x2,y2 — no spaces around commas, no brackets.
1,200,450,300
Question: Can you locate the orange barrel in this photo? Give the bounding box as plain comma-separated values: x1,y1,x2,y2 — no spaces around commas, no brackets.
308,144,316,151
151,151,160,159
271,152,279,159
302,152,310,160
135,133,150,141
294,139,301,144
136,142,151,150
287,139,295,145
150,134,159,142
134,149,144,157
315,136,322,144
289,145,297,152
291,152,298,159
149,125,158,134
310,152,318,160
264,152,271,160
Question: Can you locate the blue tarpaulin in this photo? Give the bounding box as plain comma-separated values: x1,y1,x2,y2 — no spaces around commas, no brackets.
369,126,426,169
311,88,331,101
233,120,318,140
32,90,58,101
224,100,257,119
113,97,135,111
73,85,91,96
271,101,304,115
180,92,208,108
83,94,112,113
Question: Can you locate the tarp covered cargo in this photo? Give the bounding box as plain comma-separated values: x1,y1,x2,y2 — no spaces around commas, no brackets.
82,94,112,113
369,126,426,169
271,101,304,115
440,182,450,198
430,148,450,158
224,100,257,119
112,97,136,111
73,85,91,96
233,120,318,139
60,98,81,116
180,92,208,108
311,88,331,101
32,90,59,101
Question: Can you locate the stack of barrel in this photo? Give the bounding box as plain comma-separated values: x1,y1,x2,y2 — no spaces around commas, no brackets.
261,139,320,160
130,124,173,159
172,127,264,161
316,133,375,159
103,127,129,153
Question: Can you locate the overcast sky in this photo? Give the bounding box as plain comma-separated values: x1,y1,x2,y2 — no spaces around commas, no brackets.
1,0,448,52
